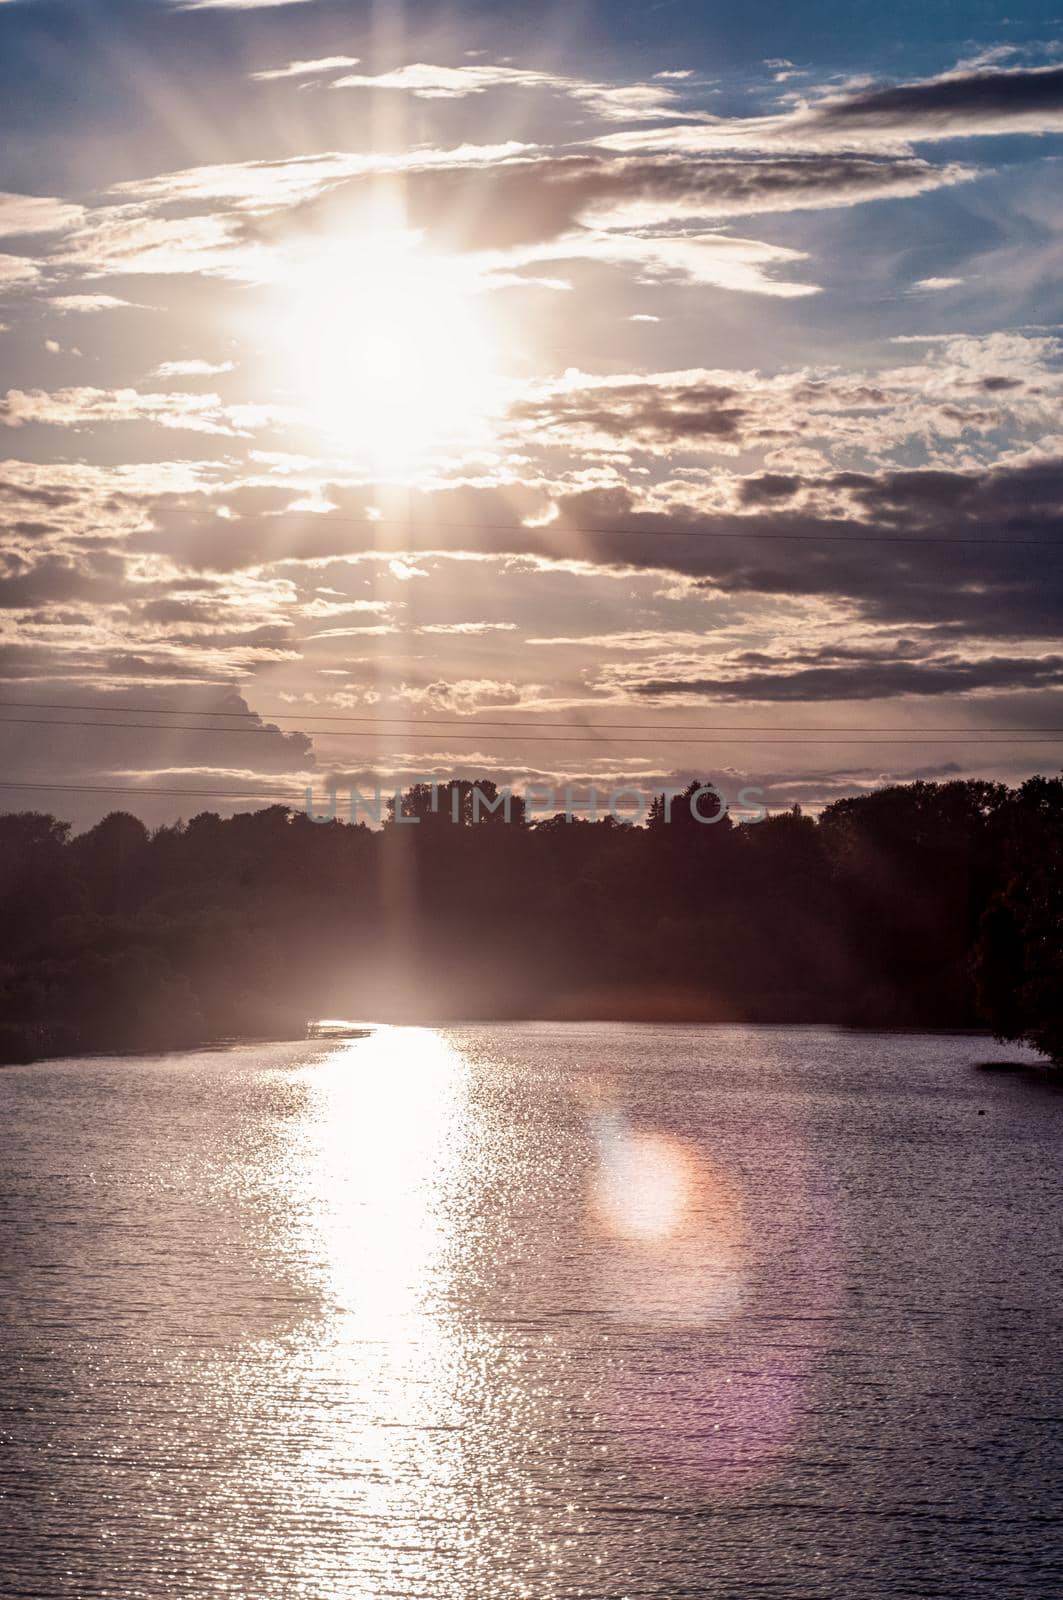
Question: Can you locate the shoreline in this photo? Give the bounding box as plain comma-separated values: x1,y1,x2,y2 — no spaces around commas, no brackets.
2,1018,1053,1072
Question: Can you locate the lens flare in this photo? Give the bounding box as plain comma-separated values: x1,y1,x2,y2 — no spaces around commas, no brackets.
589,1110,747,1327
593,1122,693,1243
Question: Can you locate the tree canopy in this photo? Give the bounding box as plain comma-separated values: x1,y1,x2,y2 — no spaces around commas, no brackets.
0,775,1058,1066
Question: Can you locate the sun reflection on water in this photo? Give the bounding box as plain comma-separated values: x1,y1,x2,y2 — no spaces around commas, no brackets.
298,1026,466,1329
276,1027,472,1594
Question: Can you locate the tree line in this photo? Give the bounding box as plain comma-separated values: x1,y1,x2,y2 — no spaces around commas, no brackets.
0,775,1058,1066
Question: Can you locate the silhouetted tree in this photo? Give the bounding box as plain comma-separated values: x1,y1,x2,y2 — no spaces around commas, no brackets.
974,776,1063,1065
0,773,1058,1063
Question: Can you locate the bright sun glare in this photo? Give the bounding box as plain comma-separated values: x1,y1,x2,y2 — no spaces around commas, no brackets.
283,232,501,467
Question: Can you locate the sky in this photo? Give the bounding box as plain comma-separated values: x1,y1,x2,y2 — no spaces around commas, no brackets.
1,0,1062,825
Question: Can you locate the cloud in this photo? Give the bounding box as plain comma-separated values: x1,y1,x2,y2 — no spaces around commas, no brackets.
407,678,525,714
0,253,39,287
105,143,530,211
38,142,975,303
419,621,519,635
51,294,141,314
152,359,236,378
546,227,819,296
354,152,978,255
252,56,361,82
597,61,1063,155
113,141,958,310
171,0,314,11
0,193,84,237
56,209,261,279
799,62,1063,145
0,386,253,435
618,647,1063,703
103,449,1063,645
329,61,686,121
0,685,314,802
512,373,758,447
581,153,976,224
0,552,125,610
913,276,965,291
530,458,1063,637
506,333,1063,457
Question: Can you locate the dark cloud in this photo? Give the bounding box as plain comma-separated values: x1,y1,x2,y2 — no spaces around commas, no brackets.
601,60,1063,154
0,685,314,777
126,484,354,569
634,653,1063,702
533,457,1063,635
114,458,1063,638
738,475,804,505
826,456,1063,525
507,360,1044,459
0,478,79,509
510,378,752,444
0,553,126,608
807,64,1063,138
261,151,974,254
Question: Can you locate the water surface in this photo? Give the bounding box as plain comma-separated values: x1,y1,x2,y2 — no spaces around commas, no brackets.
1,1025,1060,1598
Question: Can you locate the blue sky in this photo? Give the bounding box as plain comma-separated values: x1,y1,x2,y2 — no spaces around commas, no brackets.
1,0,1061,823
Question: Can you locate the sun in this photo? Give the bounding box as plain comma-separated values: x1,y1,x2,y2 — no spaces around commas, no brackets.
282,230,502,469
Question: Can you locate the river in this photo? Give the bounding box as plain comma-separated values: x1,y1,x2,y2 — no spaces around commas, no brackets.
1,1024,1059,1598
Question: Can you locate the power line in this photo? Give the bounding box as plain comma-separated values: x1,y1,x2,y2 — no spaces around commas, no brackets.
0,779,293,803
1,700,1061,736
0,714,1061,747
163,510,1063,549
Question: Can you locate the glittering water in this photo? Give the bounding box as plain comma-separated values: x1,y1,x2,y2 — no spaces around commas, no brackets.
1,1025,1060,1599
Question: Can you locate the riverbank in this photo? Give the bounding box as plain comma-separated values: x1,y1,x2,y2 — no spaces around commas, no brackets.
3,1010,1056,1072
